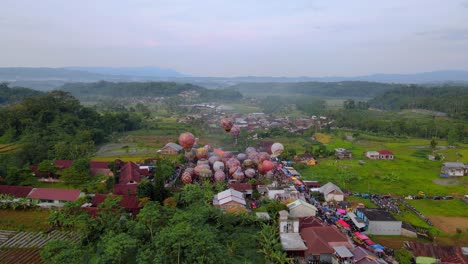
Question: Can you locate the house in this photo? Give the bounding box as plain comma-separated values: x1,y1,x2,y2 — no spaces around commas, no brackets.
351,247,383,264
355,208,402,235
0,185,33,198
278,210,308,255
287,199,317,218
294,153,316,166
212,189,246,211
300,226,352,263
378,150,394,160
228,183,253,197
90,161,113,177
158,143,183,155
119,162,143,184
53,160,74,169
28,188,83,206
113,184,137,195
333,246,354,264
441,162,467,177
335,148,352,159
319,182,344,202
365,151,380,160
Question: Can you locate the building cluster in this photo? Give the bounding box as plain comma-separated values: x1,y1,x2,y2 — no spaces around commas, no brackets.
440,162,468,177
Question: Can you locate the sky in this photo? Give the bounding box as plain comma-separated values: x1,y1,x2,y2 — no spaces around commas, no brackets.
1,0,468,77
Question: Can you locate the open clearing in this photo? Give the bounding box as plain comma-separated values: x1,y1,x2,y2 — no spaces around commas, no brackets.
0,209,50,232
430,216,468,234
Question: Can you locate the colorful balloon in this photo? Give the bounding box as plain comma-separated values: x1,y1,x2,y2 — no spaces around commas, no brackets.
181,171,192,184
237,153,247,162
262,160,275,172
231,125,240,138
214,170,226,182
196,147,209,160
221,117,234,132
213,161,225,172
178,132,196,151
208,155,221,165
232,167,244,182
245,168,256,178
271,143,284,158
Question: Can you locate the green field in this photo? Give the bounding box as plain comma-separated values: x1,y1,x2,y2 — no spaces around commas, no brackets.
296,135,467,197
0,209,50,232
407,199,468,217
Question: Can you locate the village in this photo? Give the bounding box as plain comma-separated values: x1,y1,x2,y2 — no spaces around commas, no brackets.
1,123,467,264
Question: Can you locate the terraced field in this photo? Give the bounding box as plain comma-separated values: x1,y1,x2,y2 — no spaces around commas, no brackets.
0,230,80,248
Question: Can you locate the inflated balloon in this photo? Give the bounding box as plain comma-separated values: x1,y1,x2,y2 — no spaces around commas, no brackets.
245,168,256,178
184,168,194,176
194,164,209,177
226,158,241,169
199,167,213,180
221,117,234,132
232,167,244,182
181,172,192,184
184,149,196,162
265,170,274,179
214,170,226,182
237,153,247,162
231,125,240,138
229,165,238,175
258,152,271,163
222,151,233,161
245,147,256,154
208,155,220,165
197,159,209,166
262,160,275,172
196,147,209,160
178,132,196,151
271,143,284,158
213,161,225,172
243,159,254,168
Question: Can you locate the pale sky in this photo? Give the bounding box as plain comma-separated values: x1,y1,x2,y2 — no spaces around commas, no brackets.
1,0,468,77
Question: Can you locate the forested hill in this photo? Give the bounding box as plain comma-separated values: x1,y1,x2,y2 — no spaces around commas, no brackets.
0,83,43,105
368,85,468,119
60,81,243,101
227,81,404,98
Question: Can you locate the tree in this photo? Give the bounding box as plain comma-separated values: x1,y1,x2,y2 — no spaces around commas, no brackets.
430,137,438,152
395,248,413,264
37,160,58,177
59,158,91,188
41,240,83,264
136,179,154,200
95,232,138,264
179,182,214,207
137,201,171,241
447,128,460,145
258,223,292,264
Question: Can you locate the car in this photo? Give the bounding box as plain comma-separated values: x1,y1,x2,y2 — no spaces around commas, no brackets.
361,193,370,199
442,196,453,200
433,196,442,200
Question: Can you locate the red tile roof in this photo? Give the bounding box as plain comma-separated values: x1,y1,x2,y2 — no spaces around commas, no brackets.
53,160,74,169
0,185,33,198
300,226,350,255
119,162,142,184
113,184,137,195
92,194,140,210
28,188,81,201
228,183,252,192
90,161,109,169
378,150,394,155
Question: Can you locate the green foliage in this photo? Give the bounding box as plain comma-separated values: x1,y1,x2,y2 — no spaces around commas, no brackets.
258,223,292,264
394,248,413,264
95,232,138,264
136,179,154,200
0,82,43,105
264,199,288,219
179,182,214,207
59,158,91,188
4,165,36,186
40,240,83,264
369,85,468,119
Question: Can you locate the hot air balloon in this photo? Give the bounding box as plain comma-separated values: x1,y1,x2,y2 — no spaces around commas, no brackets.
271,143,284,158
221,117,234,132
181,171,192,184
197,159,209,166
232,167,244,182
213,161,225,172
243,159,254,168
258,152,271,163
222,151,233,161
245,147,256,154
245,168,256,178
199,167,213,180
214,170,226,182
194,164,209,177
231,125,241,144
262,160,275,172
196,147,209,160
178,132,196,151
184,149,196,162
237,153,247,163
208,155,220,165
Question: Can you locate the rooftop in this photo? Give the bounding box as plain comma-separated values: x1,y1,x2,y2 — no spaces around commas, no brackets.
28,188,81,201
280,233,308,251
0,185,33,198
357,208,398,221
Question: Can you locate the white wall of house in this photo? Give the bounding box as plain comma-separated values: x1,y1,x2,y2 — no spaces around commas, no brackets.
279,219,299,233
367,220,402,235
289,205,317,218
325,193,344,202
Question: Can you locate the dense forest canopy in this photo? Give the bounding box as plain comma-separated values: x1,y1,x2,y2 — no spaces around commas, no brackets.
0,83,43,105
60,81,243,101
228,81,405,98
0,91,141,166
369,85,468,119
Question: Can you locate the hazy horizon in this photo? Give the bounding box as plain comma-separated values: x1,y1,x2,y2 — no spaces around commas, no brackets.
2,0,468,77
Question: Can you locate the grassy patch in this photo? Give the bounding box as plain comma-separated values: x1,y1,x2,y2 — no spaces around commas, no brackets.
32,181,73,189
407,199,468,217
0,209,50,232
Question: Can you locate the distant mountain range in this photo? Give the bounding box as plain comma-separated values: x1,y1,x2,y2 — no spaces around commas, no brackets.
1,67,468,90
